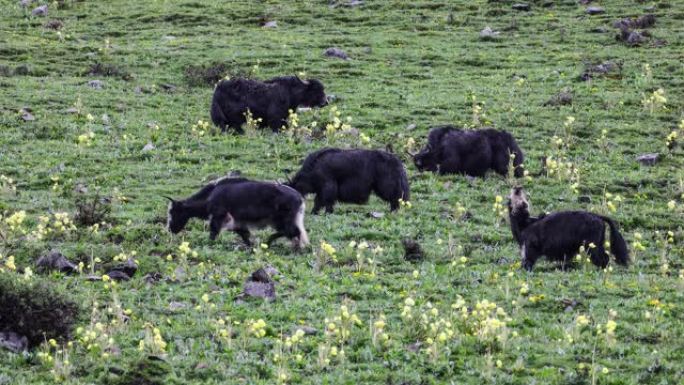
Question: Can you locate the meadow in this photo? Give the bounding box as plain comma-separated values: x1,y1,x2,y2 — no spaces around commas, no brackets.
1,0,683,384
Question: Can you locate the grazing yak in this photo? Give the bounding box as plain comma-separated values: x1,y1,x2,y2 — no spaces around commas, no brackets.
287,148,410,214
508,187,629,271
166,177,309,249
210,75,328,133
411,126,524,177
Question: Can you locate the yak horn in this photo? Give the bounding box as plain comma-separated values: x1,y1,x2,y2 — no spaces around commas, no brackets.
163,195,176,203
405,149,418,158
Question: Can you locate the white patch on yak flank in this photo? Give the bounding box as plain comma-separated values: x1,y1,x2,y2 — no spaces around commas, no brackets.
521,244,527,265
221,212,236,231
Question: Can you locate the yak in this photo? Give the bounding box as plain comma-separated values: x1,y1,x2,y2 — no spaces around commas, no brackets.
166,177,309,249
508,187,629,271
410,126,525,177
210,75,328,133
287,148,410,214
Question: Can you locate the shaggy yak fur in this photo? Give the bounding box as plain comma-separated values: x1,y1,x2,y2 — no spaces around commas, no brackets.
411,126,524,177
508,187,629,271
287,148,410,214
166,177,308,248
210,75,328,133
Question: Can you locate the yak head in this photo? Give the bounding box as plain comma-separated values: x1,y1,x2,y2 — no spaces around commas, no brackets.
292,76,328,108
508,186,530,215
285,172,314,196
410,145,439,172
165,197,191,234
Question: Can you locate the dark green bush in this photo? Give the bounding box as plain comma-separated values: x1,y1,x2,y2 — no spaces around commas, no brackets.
0,272,80,348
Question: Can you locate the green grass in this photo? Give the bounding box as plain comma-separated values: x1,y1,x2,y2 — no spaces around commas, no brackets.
1,0,684,384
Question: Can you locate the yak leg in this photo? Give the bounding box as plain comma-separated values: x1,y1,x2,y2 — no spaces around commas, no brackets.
267,118,286,132
209,214,225,241
266,231,284,245
521,243,542,271
374,178,400,211
234,228,252,246
319,182,338,214
588,244,610,268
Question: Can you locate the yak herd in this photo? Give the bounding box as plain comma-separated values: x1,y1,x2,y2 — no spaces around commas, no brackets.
165,75,630,271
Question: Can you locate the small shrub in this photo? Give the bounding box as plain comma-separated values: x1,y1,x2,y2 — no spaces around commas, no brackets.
183,60,249,87
0,272,80,348
86,62,131,80
74,192,112,227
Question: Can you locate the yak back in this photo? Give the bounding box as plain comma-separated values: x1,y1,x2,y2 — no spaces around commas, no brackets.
427,125,462,151
184,177,250,202
207,180,303,220
522,211,605,247
301,148,402,179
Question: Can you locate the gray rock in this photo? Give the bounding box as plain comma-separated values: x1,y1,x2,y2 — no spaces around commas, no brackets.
142,143,156,152
20,0,34,7
88,80,104,89
512,3,530,11
406,123,416,130
543,89,573,106
143,272,162,284
21,111,35,121
104,270,131,282
0,332,28,353
368,211,384,219
636,153,659,166
35,250,78,274
31,5,47,16
586,6,605,15
108,258,138,278
324,47,349,60
479,26,500,41
168,301,186,311
577,195,592,203
239,267,277,301
262,20,277,28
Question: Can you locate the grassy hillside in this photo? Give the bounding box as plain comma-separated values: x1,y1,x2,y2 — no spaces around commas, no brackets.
1,0,683,384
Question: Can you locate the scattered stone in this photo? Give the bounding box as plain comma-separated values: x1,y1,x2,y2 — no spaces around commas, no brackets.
297,326,319,336
239,267,276,301
31,4,47,16
105,270,131,282
14,64,30,75
20,108,34,121
636,153,659,166
577,195,592,203
326,94,337,104
142,143,156,152
616,28,647,46
88,80,104,89
262,20,277,28
543,89,573,106
168,302,186,311
589,26,609,33
402,238,424,262
560,298,581,312
613,14,656,30
479,26,500,41
65,107,79,114
512,3,531,11
159,83,177,92
20,0,34,7
35,250,78,274
109,258,138,278
329,0,363,8
44,19,63,30
406,123,416,131
406,341,422,353
324,47,349,60
263,265,280,278
579,0,593,4
368,211,384,219
143,272,162,284
580,60,622,81
585,6,605,15
0,332,28,353
195,362,209,370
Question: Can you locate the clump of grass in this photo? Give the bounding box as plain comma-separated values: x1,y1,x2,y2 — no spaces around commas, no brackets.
0,272,80,348
86,62,131,80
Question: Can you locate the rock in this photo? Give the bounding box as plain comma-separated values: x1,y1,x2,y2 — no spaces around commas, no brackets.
104,270,131,282
0,332,28,353
31,5,47,16
402,239,424,262
406,341,422,353
406,123,416,131
195,362,209,370
368,211,384,219
20,108,34,121
168,301,187,311
20,0,34,7
44,19,63,30
35,250,78,274
263,265,280,278
142,143,155,152
65,107,79,114
479,26,500,41
297,326,319,335
109,258,138,278
329,0,363,8
14,65,30,76
88,80,104,89
577,195,592,203
326,94,337,103
580,60,622,81
239,267,276,301
512,3,531,11
613,14,656,30
543,89,573,106
324,47,349,60
159,83,177,92
636,153,659,166
143,272,162,284
585,6,605,15
262,20,277,28
625,30,646,46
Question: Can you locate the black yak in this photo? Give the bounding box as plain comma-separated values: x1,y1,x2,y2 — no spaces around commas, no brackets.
166,177,309,249
287,148,410,214
410,126,524,177
507,187,629,271
210,75,328,133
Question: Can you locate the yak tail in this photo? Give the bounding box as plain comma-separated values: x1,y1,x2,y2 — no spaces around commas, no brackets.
398,163,410,202
599,215,630,266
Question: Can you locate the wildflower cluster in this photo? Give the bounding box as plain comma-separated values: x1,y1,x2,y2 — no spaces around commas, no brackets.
420,303,456,361
0,174,16,193
243,109,263,136
665,119,684,151
492,195,506,223
642,88,667,113
139,323,168,354
370,314,390,349
77,131,95,146
246,319,268,338
4,210,27,233
318,304,362,367
324,105,352,136
37,339,73,382
316,240,337,269
191,119,211,137
602,192,623,213
30,212,77,241
0,254,17,272
348,240,381,277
